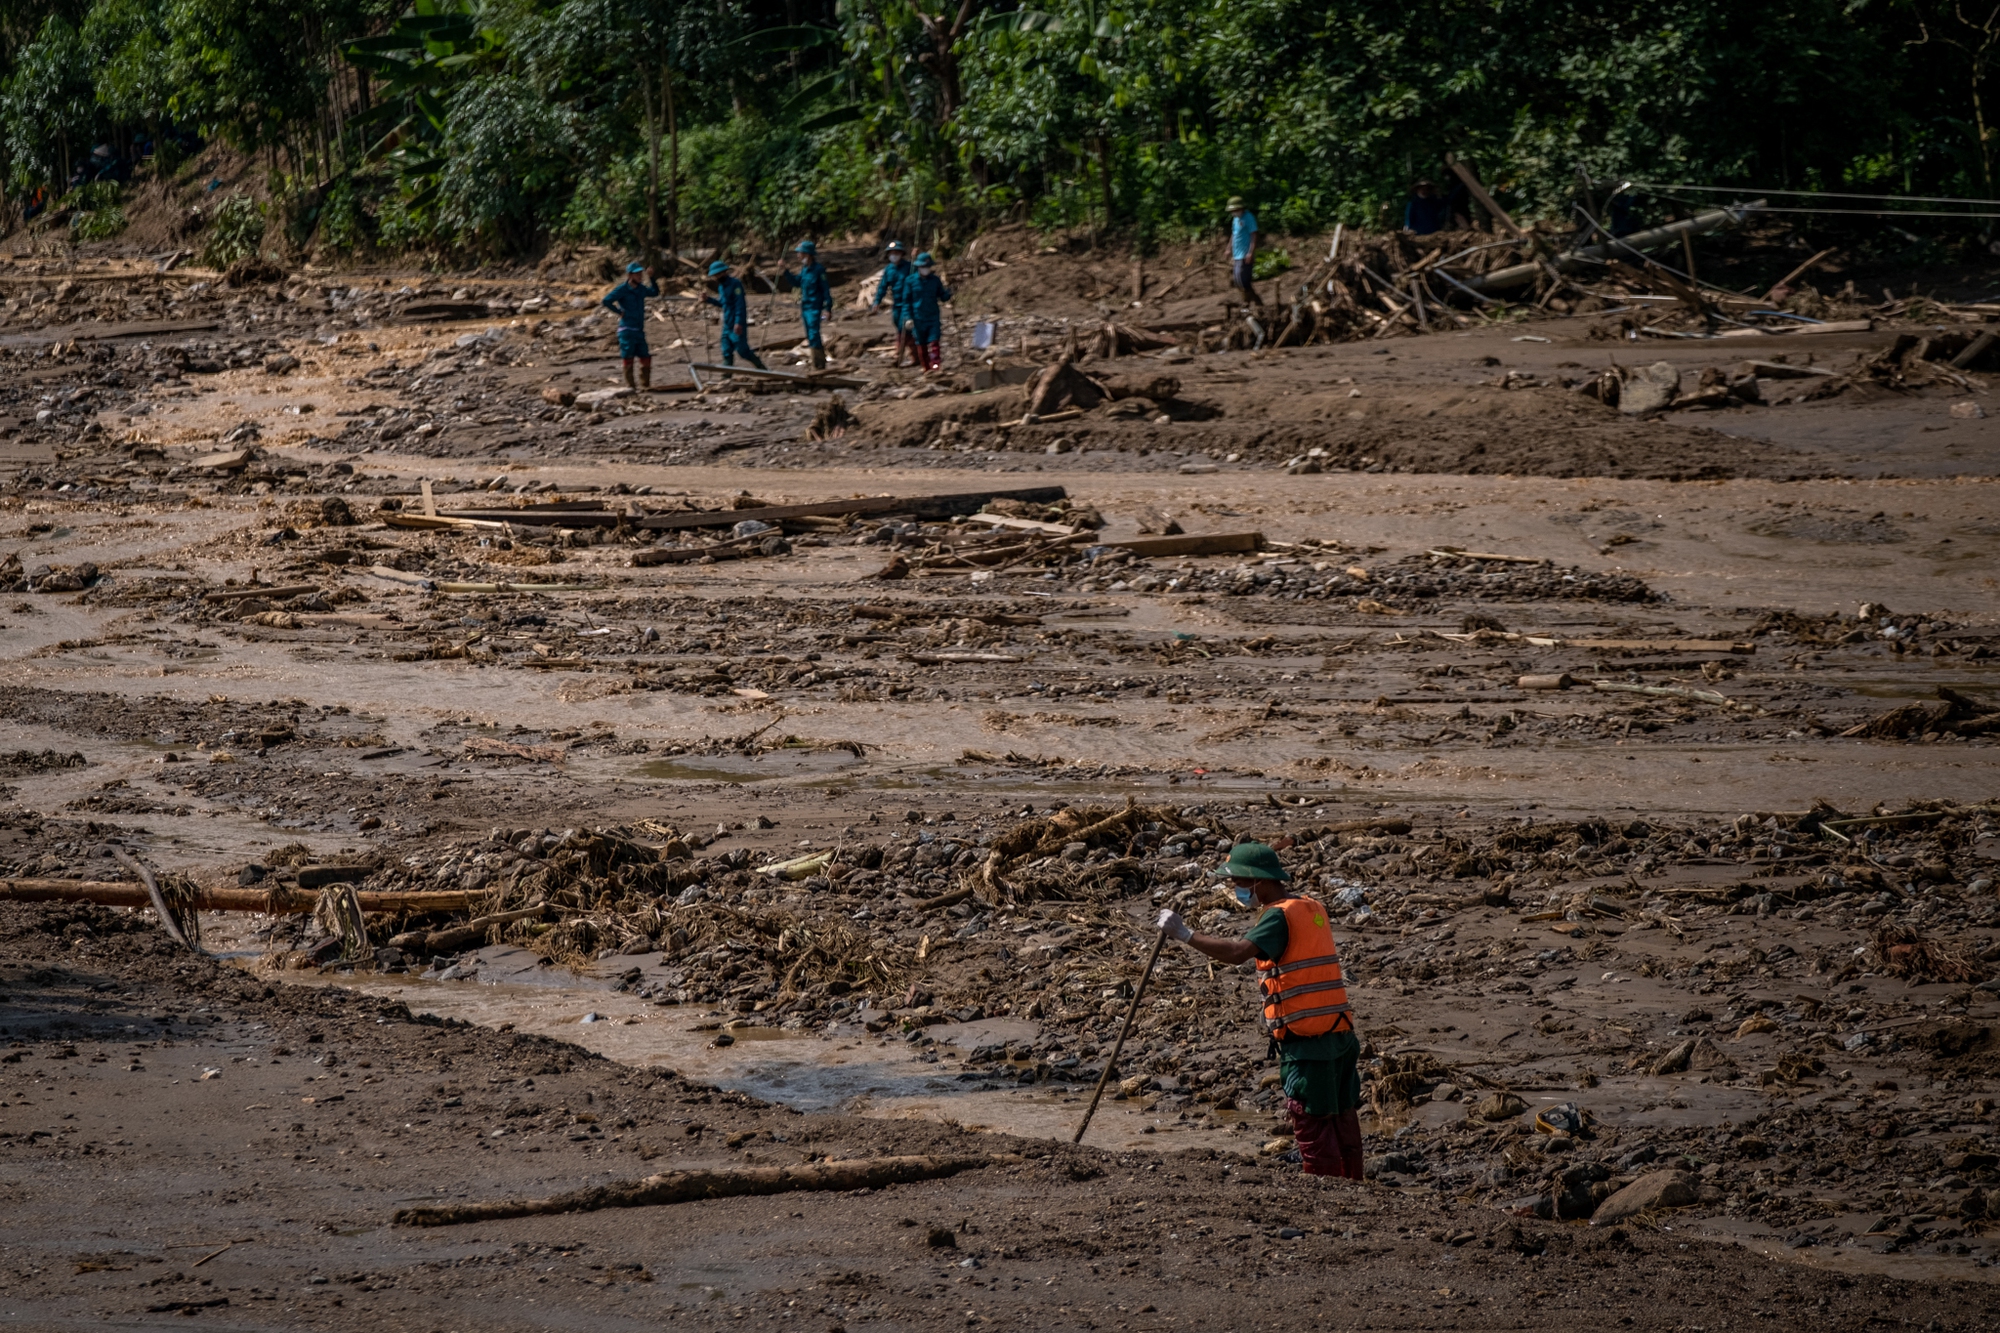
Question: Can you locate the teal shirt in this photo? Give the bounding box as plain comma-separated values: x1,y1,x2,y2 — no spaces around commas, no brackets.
1230,210,1258,260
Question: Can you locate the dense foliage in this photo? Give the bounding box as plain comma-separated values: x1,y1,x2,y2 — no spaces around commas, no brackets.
1,0,1995,255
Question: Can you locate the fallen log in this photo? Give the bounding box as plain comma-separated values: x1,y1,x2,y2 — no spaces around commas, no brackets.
392,1155,1006,1227
408,904,547,955
0,880,487,914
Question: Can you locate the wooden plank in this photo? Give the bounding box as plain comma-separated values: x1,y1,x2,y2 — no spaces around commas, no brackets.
1106,531,1263,557
434,510,618,528
1566,638,1755,654
973,513,1077,537
637,486,1068,533
382,513,513,532
1776,319,1873,336
1428,547,1546,564
1444,157,1523,238
201,584,319,604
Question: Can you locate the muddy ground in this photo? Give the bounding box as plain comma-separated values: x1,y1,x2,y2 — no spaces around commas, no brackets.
0,232,1997,1329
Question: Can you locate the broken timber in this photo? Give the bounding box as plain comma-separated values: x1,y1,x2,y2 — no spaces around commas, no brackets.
1106,532,1263,557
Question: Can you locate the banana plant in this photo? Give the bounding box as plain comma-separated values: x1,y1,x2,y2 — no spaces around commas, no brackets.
344,0,506,214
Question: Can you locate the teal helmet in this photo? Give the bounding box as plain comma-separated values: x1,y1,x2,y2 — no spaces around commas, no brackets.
706,260,731,277
626,261,645,273
795,240,817,254
915,251,934,267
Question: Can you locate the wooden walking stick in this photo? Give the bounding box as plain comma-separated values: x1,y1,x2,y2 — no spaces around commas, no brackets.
1073,927,1170,1144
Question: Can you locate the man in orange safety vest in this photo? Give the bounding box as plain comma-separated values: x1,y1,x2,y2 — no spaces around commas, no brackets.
1158,841,1364,1178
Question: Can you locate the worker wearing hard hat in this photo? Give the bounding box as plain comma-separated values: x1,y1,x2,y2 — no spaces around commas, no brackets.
601,261,659,390
703,260,765,370
900,252,952,374
1158,841,1363,1178
1225,196,1261,305
779,240,835,371
869,240,917,367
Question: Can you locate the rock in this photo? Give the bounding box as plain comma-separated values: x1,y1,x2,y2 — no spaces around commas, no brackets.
541,386,577,407
1061,842,1090,862
263,353,300,374
1364,1152,1412,1178
1651,1038,1696,1075
1736,1014,1778,1038
320,496,356,526
576,387,631,408
1950,400,1986,420
926,1228,957,1249
1591,1170,1700,1226
238,863,269,886
1954,1188,1986,1219
1431,1081,1461,1102
1472,1091,1527,1121
1619,362,1682,416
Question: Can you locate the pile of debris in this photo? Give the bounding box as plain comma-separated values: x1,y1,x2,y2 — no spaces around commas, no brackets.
1146,551,1663,605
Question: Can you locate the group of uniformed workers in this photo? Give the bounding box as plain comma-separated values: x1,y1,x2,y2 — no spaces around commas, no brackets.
598,238,954,384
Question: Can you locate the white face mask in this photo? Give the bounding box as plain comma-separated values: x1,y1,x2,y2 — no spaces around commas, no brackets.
1234,886,1255,907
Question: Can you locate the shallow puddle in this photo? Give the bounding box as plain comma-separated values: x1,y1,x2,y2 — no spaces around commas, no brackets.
308,946,1254,1153
636,749,863,783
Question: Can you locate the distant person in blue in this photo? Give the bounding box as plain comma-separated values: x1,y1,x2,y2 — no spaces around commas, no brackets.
704,260,765,370
600,261,658,389
779,240,834,371
1403,179,1467,235
1227,197,1261,304
900,252,953,373
870,240,916,366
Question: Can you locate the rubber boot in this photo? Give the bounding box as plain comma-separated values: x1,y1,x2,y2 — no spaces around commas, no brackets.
639,361,651,390
926,341,943,373
812,344,827,372
622,360,636,390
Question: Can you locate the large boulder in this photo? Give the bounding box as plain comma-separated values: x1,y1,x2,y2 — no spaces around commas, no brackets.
1619,361,1682,415
1591,1169,1699,1226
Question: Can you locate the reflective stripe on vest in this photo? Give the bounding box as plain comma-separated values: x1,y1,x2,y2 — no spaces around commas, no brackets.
1255,896,1351,1039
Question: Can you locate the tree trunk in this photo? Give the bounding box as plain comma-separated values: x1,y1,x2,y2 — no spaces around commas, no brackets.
642,69,662,269
665,68,679,258
1975,59,1996,195
1098,135,1113,235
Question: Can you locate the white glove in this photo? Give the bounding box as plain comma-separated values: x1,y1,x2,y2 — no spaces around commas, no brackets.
1157,909,1192,942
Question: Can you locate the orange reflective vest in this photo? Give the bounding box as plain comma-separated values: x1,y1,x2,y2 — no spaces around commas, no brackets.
1256,896,1351,1039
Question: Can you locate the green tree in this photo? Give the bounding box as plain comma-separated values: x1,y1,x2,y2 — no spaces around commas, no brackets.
2,14,96,189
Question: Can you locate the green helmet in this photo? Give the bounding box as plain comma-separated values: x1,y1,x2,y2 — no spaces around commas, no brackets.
1209,841,1290,882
